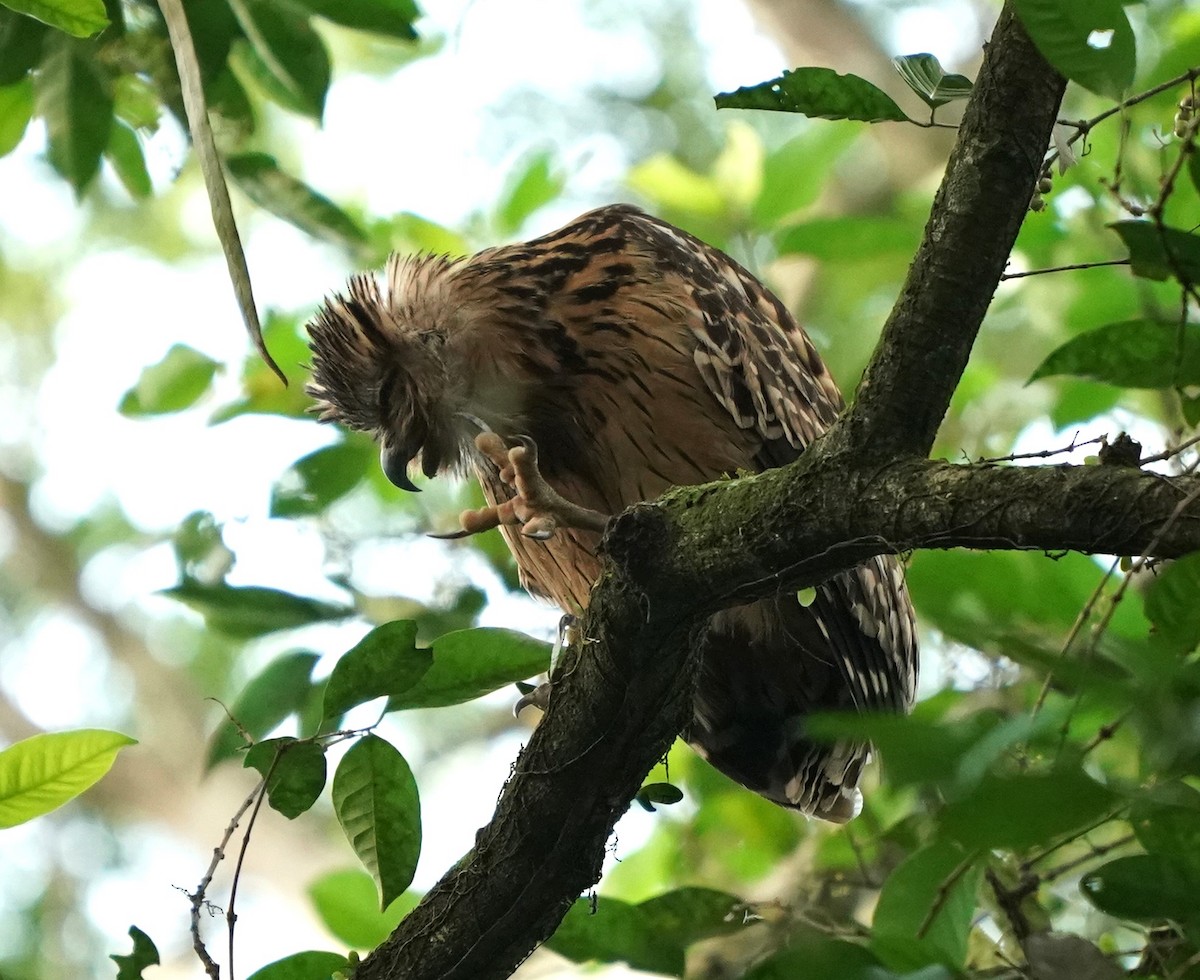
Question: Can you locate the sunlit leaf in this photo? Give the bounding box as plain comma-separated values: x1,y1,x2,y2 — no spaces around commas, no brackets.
308,868,420,950
271,441,374,518
288,0,419,40
105,119,152,198
245,950,350,980
322,620,432,724
227,152,367,249
387,627,551,711
34,31,113,193
162,581,353,637
2,0,107,37
495,149,564,235
0,77,32,156
627,154,725,217
1011,0,1135,98
332,735,421,909
244,738,327,818
752,125,860,227
892,53,973,109
1111,221,1200,284
777,215,921,261
207,651,321,767
110,926,160,980
210,311,311,421
1028,320,1200,389
716,68,908,123
227,0,330,119
119,344,220,416
0,729,136,827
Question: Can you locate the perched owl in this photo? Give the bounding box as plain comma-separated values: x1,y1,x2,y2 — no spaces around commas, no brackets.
307,204,918,821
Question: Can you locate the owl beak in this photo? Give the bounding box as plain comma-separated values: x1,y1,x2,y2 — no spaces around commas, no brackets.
380,441,420,492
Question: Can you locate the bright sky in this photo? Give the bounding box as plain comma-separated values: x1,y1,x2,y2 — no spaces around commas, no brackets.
0,0,983,975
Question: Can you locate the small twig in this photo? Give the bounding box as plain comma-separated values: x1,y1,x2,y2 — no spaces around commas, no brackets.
842,824,878,889
189,780,265,978
226,755,282,980
974,432,1102,465
916,851,980,939
1081,713,1129,755
1037,832,1135,884
1139,432,1200,466
999,258,1130,281
984,867,1036,943
1021,805,1129,871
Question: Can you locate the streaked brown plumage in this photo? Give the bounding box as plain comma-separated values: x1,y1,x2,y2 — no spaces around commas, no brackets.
307,204,918,820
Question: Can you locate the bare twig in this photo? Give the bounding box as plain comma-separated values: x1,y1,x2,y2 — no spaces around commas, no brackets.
999,259,1130,280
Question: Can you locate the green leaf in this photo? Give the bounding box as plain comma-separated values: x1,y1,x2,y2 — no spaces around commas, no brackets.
110,926,160,980
211,311,312,421
776,215,921,262
308,868,419,950
322,620,432,724
0,10,48,85
119,344,220,416
245,950,350,980
244,738,327,819
0,729,136,827
1,0,107,37
939,769,1118,850
288,0,419,40
1028,319,1200,389
1132,799,1200,876
207,651,321,767
227,0,330,119
332,735,421,909
271,441,374,518
547,889,746,976
1011,0,1135,99
892,53,973,109
1081,854,1200,924
716,67,909,123
634,782,684,812
0,77,32,156
34,32,113,193
1144,553,1200,654
104,120,151,198
494,149,564,235
387,627,551,711
872,842,982,970
227,152,367,250
746,939,952,980
1111,220,1200,284
752,125,860,227
161,581,353,638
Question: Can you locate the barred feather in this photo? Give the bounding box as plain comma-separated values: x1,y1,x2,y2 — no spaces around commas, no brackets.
306,204,919,820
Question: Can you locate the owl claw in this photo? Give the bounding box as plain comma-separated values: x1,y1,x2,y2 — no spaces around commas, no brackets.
433,432,608,540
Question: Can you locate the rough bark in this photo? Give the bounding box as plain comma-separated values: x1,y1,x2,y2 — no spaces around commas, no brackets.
355,8,1191,980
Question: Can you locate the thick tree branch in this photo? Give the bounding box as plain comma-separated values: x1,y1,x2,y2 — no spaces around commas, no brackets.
354,9,1164,980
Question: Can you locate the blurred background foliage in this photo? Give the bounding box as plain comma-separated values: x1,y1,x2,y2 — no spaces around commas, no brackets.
1,0,1200,977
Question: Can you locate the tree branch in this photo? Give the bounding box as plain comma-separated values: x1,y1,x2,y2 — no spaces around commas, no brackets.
353,8,1164,980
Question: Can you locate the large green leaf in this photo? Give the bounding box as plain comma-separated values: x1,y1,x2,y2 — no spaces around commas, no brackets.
207,651,321,767
1111,221,1200,283
1,0,107,37
322,620,432,725
1144,553,1200,654
119,344,219,416
547,889,746,976
288,0,419,40
162,582,353,637
1028,319,1200,389
872,841,982,970
332,735,421,909
777,215,921,262
0,10,48,85
0,729,136,827
387,627,551,711
227,152,367,249
34,31,113,193
1011,0,1135,98
752,125,859,228
308,868,419,950
227,0,329,119
1081,853,1200,925
939,769,1118,850
104,119,151,198
271,441,374,518
745,939,953,980
716,67,908,123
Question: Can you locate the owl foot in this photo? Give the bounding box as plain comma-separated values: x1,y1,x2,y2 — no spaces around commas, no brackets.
437,432,609,540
